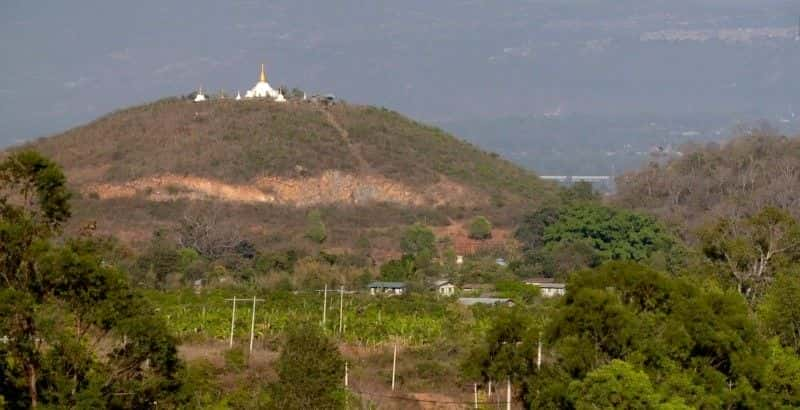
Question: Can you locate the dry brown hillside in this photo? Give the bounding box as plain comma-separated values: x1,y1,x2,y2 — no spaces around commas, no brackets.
19,97,556,253
614,131,800,238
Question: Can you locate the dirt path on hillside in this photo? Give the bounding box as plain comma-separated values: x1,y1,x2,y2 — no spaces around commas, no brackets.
322,109,374,174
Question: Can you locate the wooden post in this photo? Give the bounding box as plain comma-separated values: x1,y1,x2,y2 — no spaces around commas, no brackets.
537,331,542,371
228,296,237,347
391,343,397,391
474,383,478,409
201,305,206,333
339,285,344,334
345,360,350,409
506,377,511,410
248,296,257,353
323,284,328,328
488,380,492,398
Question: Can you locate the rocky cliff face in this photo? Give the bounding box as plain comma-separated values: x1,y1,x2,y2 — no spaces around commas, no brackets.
85,170,481,207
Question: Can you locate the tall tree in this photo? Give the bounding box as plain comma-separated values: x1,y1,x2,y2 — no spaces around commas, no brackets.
271,323,345,409
759,272,800,352
543,204,674,262
699,207,800,298
0,151,182,408
567,360,665,410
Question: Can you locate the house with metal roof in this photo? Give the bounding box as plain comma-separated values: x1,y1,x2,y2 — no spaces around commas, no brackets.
458,297,514,307
432,279,456,297
367,281,407,296
525,278,566,297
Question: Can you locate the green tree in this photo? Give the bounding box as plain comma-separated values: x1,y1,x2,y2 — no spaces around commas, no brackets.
495,280,540,304
759,272,800,352
400,223,436,255
304,209,327,244
548,239,599,277
271,323,345,409
400,223,436,266
468,216,492,240
462,308,538,384
759,341,800,407
568,360,662,410
134,229,181,288
699,207,800,299
0,151,182,408
559,181,600,204
515,207,560,252
379,254,417,282
527,262,769,408
543,204,674,262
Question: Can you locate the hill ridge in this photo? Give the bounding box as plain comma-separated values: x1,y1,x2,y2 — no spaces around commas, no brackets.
18,97,556,251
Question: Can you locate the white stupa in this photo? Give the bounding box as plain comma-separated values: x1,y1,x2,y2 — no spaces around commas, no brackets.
193,87,206,102
235,91,242,101
244,63,286,102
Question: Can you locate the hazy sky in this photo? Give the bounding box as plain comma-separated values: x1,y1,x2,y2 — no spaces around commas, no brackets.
1,0,798,146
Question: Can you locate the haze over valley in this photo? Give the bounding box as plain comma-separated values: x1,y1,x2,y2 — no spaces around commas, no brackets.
3,0,800,175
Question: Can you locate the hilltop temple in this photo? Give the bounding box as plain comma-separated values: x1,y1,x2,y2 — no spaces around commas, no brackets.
194,63,287,103
244,64,286,102
193,87,206,102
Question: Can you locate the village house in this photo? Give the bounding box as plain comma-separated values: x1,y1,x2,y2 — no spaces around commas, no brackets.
458,297,514,307
433,279,456,297
367,281,407,296
525,278,566,297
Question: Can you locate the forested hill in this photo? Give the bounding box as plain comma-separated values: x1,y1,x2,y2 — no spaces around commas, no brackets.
614,130,800,235
16,97,556,251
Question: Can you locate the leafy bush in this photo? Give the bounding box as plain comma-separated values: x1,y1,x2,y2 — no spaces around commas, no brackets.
379,255,417,281
401,223,436,255
304,209,327,244
468,216,493,240
271,324,345,409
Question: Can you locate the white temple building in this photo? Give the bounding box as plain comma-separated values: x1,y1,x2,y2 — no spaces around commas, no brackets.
193,87,207,102
244,64,286,102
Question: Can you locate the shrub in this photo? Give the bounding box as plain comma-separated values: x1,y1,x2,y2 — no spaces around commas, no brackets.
272,324,345,409
468,216,492,240
304,209,327,244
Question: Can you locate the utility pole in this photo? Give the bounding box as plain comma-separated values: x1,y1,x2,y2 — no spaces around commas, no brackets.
506,378,511,410
226,296,237,347
339,285,345,334
248,296,264,353
391,343,398,391
537,331,542,371
201,305,206,333
322,284,328,328
345,360,350,410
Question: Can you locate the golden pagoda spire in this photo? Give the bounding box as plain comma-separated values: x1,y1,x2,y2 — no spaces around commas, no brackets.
259,63,267,83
